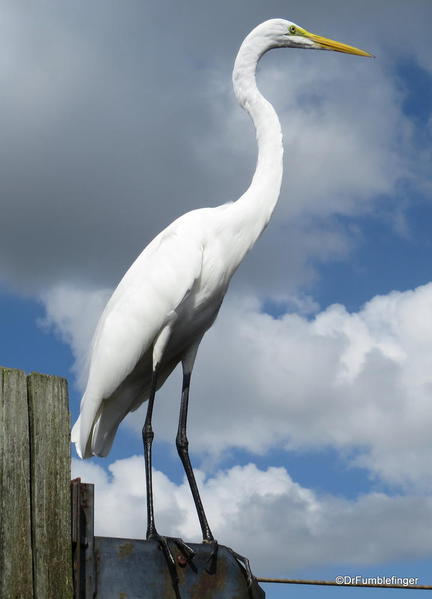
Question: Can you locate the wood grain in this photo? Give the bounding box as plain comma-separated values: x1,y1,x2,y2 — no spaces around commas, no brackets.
27,372,73,599
0,367,34,599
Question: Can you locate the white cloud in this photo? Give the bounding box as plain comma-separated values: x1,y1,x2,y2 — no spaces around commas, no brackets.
45,279,432,490
39,283,111,388
119,283,432,491
72,456,432,575
3,0,431,581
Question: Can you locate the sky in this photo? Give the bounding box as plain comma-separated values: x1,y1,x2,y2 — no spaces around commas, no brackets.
1,0,432,596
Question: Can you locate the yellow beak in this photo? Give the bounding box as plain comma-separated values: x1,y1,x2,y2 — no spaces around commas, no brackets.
305,31,374,58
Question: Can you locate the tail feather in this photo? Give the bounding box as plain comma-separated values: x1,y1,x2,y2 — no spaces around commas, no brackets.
72,388,141,459
90,410,121,457
71,391,102,459
72,365,158,458
71,416,83,458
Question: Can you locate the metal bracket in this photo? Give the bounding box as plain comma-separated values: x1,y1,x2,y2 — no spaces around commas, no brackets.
93,537,265,598
71,479,96,598
71,478,264,598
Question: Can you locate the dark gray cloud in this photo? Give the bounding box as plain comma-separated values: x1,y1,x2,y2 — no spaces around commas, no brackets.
0,0,430,295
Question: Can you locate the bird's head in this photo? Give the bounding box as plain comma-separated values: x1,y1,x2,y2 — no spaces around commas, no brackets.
260,19,373,57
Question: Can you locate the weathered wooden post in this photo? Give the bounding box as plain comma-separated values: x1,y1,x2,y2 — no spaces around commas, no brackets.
0,367,73,599
1,366,264,598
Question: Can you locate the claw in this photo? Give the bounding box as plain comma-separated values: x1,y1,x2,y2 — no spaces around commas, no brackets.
203,538,218,573
172,537,196,561
226,546,255,588
148,533,195,588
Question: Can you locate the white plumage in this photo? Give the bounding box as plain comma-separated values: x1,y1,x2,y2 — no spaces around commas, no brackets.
73,204,258,458
72,19,371,465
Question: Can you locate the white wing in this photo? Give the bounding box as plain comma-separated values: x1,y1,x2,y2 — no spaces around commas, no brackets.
72,213,204,457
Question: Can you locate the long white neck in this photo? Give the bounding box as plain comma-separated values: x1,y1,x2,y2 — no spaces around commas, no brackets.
229,27,284,249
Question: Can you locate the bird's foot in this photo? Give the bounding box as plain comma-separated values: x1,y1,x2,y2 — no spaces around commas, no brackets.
202,538,218,573
225,546,255,589
147,532,195,585
210,542,263,598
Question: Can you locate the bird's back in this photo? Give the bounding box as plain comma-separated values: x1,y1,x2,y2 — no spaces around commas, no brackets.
72,205,238,458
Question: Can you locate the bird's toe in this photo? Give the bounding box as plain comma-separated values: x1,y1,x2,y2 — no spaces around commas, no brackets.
202,538,218,572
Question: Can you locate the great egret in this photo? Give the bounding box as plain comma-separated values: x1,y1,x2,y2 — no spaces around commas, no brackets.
72,18,371,584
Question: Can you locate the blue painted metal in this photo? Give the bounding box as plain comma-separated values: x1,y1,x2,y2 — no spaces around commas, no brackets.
94,537,265,599
72,480,264,598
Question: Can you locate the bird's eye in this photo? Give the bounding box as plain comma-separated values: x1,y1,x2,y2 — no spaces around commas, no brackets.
289,25,297,35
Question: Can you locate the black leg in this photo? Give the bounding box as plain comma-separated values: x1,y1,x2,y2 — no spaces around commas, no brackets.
176,371,215,543
142,365,194,590
143,366,158,539
176,369,258,589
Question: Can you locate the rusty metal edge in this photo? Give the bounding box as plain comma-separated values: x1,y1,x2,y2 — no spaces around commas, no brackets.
71,479,96,599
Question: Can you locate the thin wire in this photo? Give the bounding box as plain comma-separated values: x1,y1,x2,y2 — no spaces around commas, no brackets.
257,578,432,590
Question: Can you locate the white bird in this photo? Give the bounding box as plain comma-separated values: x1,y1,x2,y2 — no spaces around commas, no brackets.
72,18,371,582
